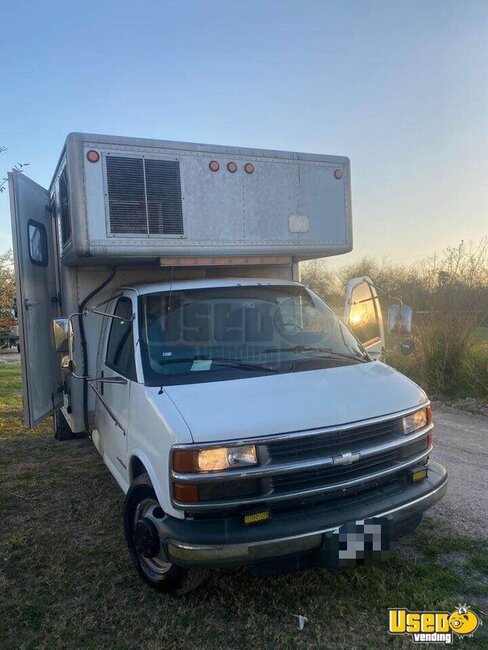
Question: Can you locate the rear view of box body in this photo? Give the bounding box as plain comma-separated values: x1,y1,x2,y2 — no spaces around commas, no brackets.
51,133,352,266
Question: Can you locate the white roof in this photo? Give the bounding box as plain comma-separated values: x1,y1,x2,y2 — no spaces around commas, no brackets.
119,277,300,296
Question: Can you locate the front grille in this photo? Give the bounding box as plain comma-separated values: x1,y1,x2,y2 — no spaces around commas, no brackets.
272,449,399,494
267,418,404,461
193,475,404,520
106,155,184,236
173,413,432,511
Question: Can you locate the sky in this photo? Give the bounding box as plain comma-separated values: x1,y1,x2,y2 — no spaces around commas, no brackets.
1,0,487,267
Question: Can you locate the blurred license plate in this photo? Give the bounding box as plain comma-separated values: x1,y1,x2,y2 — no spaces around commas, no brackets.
320,517,392,567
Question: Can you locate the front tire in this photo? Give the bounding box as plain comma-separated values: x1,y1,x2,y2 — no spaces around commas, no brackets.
123,473,208,596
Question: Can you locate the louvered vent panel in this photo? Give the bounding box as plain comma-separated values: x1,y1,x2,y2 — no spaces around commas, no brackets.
106,155,183,236
145,159,184,235
106,156,147,234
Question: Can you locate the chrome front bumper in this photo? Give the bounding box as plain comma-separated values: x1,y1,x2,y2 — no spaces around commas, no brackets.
162,461,447,568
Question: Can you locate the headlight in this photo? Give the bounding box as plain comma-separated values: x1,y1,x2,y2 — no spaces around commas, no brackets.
403,407,432,435
173,445,258,472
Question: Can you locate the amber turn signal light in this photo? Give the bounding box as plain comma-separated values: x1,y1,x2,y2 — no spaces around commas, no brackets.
173,483,198,503
173,449,197,473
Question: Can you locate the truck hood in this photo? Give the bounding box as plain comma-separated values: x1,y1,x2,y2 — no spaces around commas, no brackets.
163,361,427,444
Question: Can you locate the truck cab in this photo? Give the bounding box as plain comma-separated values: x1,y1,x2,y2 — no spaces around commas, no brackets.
89,277,446,593
9,133,447,594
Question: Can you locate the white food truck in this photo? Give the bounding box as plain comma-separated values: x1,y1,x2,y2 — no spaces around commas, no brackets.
9,133,447,594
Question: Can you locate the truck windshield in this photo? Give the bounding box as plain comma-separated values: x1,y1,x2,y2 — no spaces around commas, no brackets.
139,285,369,386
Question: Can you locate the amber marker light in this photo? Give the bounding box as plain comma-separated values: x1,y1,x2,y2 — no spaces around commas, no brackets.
173,449,197,473
334,169,343,179
209,160,220,172
173,484,199,503
227,161,237,173
244,163,254,174
86,150,100,163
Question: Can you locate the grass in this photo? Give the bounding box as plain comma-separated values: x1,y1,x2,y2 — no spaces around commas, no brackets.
0,363,23,412
0,361,487,649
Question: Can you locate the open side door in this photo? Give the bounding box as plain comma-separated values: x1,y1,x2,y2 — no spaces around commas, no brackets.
9,171,62,427
344,275,385,360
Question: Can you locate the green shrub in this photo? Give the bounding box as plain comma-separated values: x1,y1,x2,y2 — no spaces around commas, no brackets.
415,316,474,398
466,344,488,399
388,320,488,400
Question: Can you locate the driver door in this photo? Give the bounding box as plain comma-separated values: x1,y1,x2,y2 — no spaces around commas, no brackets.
96,295,136,482
344,276,385,360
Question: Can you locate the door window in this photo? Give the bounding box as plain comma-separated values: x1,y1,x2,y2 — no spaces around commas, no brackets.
348,282,381,345
106,297,136,380
27,219,48,266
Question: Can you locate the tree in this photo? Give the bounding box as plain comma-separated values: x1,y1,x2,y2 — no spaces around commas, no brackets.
0,145,28,193
0,249,16,313
300,259,338,303
0,146,27,324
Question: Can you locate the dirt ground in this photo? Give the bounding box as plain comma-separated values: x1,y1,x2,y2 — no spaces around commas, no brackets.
0,349,20,363
429,404,488,539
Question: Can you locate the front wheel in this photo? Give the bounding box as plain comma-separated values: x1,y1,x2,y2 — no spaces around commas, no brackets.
123,473,208,596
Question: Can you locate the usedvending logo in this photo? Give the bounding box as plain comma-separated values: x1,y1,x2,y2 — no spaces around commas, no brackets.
388,605,481,644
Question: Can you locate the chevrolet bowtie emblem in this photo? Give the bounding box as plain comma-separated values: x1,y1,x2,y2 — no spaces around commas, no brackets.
332,451,361,466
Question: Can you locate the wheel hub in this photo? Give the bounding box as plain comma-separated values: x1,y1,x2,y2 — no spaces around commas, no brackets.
134,517,160,558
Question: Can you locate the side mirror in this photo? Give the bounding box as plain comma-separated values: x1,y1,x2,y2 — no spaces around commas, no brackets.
399,338,415,356
387,305,413,335
53,318,70,353
53,317,76,373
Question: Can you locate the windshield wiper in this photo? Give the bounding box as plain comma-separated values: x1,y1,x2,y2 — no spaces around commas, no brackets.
263,345,369,363
159,356,280,372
